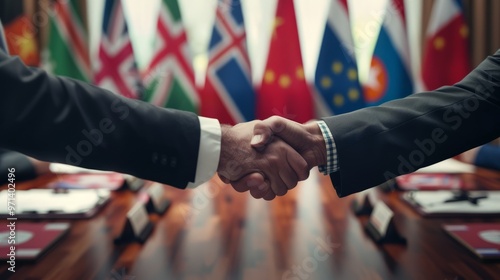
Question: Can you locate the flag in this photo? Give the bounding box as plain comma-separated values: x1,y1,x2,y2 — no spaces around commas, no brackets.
257,0,314,123
363,0,413,106
422,0,470,90
142,0,198,112
0,20,8,53
43,0,90,81
0,0,39,66
201,0,255,124
94,0,142,99
314,0,364,116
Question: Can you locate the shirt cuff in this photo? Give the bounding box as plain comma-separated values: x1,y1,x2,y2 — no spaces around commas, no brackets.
316,120,339,175
186,117,221,188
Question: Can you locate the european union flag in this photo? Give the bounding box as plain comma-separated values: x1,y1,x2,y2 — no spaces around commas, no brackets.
314,0,364,116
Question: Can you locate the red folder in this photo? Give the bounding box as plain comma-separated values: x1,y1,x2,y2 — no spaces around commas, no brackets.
443,223,500,260
0,222,70,261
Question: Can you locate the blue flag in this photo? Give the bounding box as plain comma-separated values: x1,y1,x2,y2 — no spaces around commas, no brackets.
314,0,364,116
364,0,413,106
202,0,255,124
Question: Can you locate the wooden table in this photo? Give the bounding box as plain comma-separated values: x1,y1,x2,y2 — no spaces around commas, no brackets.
1,168,500,280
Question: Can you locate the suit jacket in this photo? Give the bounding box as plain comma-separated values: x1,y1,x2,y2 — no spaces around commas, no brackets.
0,149,37,184
0,50,201,188
324,50,500,197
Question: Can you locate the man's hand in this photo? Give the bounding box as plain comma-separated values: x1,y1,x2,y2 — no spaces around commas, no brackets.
229,116,328,197
217,121,310,200
252,116,327,167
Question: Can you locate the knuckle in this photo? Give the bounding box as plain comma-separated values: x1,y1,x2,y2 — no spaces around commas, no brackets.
277,188,288,196
301,170,310,181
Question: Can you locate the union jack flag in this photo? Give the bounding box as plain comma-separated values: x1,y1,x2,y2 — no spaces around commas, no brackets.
201,0,255,124
94,0,142,99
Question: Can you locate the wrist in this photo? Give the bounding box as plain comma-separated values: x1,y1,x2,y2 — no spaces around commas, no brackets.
217,124,249,181
217,125,232,176
304,122,327,167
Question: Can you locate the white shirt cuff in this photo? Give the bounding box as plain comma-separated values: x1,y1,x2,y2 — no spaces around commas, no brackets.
186,117,221,188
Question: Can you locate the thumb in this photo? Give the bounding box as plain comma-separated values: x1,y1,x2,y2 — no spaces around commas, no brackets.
252,116,308,150
251,118,277,149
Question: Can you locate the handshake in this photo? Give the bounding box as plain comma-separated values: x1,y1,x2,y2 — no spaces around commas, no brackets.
216,116,327,200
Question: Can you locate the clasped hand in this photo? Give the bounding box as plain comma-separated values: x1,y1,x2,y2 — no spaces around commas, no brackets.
216,117,327,200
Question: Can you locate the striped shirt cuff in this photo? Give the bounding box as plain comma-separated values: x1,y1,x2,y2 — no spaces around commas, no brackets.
317,120,339,175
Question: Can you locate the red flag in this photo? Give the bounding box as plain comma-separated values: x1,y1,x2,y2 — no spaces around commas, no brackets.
3,7,40,66
422,0,470,90
257,0,313,123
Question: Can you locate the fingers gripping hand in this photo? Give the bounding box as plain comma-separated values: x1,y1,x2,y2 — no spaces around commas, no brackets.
251,116,327,168
228,139,308,200
258,139,309,196
217,121,308,200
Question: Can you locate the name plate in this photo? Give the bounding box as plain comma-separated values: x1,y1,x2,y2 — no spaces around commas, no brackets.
351,190,374,215
365,201,406,244
146,183,170,215
123,175,145,192
114,202,153,244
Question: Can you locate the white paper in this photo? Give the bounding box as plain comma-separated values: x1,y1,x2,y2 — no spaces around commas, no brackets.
416,158,475,174
0,189,110,214
404,191,500,214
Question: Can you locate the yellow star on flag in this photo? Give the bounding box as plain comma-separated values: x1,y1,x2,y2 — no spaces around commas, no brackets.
348,88,359,101
279,74,291,88
321,76,332,89
13,31,37,61
332,61,343,74
459,25,469,38
296,67,304,80
434,37,445,50
264,70,275,84
272,17,284,40
333,94,344,107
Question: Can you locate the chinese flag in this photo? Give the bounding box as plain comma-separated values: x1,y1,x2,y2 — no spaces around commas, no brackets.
422,0,470,90
257,0,313,123
0,0,40,66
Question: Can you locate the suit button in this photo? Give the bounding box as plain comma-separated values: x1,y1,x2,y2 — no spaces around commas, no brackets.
170,157,177,168
160,155,168,166
152,153,159,163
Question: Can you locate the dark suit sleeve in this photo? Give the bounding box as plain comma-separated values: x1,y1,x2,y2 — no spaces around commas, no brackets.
0,150,37,184
0,50,201,189
323,50,500,197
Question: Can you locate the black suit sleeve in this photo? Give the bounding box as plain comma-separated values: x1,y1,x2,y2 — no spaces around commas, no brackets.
0,150,37,184
323,50,500,197
0,50,201,189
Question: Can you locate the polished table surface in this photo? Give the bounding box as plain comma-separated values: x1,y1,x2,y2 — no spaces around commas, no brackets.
1,168,500,280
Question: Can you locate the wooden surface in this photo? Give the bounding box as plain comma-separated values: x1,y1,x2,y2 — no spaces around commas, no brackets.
1,168,500,280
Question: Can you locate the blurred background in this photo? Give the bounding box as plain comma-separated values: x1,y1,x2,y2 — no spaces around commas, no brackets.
1,0,498,124
1,2,500,279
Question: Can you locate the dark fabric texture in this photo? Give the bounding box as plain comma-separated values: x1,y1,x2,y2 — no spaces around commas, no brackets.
324,50,500,197
0,50,201,189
